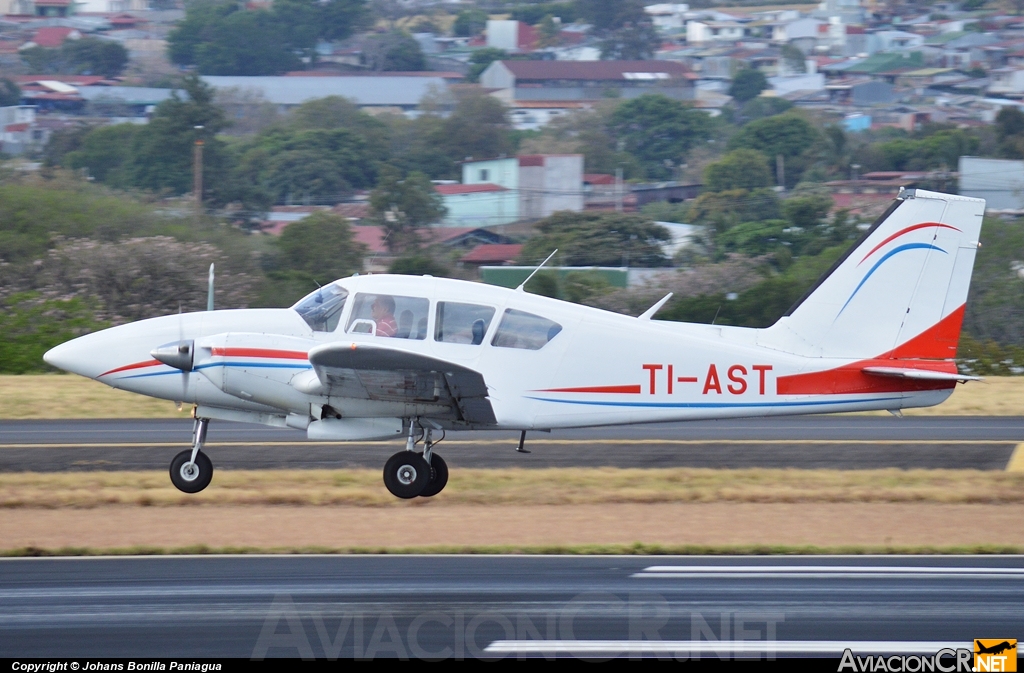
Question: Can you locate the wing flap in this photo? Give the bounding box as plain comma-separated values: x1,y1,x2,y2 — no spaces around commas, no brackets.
308,342,497,424
861,366,981,382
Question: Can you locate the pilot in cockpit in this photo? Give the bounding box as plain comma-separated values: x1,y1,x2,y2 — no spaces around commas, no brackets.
371,295,398,337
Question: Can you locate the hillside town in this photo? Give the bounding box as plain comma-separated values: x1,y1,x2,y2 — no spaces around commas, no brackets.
4,0,1024,375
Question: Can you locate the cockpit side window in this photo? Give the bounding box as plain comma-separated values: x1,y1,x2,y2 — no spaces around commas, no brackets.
346,293,430,339
292,284,348,332
491,309,562,350
435,302,495,345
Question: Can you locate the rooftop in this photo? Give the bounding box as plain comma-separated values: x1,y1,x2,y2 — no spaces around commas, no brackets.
498,60,696,82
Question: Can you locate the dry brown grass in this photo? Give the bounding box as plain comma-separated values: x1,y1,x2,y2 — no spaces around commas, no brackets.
1,467,1022,509
5,375,1024,419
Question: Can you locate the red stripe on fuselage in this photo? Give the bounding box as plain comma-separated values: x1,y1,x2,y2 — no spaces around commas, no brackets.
99,359,163,377
776,305,966,395
210,348,308,360
539,385,643,394
859,222,961,265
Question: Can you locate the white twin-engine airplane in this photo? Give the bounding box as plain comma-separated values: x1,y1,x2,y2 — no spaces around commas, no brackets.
44,189,984,499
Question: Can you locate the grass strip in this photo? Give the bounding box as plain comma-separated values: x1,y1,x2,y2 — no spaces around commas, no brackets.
3,543,1024,557
1,467,1022,508
4,375,1024,419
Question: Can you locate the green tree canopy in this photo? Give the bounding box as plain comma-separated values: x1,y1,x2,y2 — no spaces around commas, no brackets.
519,212,671,267
362,30,426,71
467,47,507,82
728,68,768,103
453,8,488,36
64,124,139,186
599,21,660,60
168,0,367,75
577,0,645,30
608,94,714,180
0,78,21,107
20,38,128,77
704,149,772,192
728,113,819,186
369,167,447,252
275,212,367,283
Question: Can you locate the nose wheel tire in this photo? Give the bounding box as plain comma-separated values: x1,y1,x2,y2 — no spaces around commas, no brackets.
418,452,449,498
169,449,213,494
383,451,430,499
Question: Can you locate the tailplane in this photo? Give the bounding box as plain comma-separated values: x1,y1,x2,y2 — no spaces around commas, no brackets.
759,189,985,361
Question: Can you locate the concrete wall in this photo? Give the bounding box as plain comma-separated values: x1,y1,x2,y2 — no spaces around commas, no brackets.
441,190,519,227
462,157,518,190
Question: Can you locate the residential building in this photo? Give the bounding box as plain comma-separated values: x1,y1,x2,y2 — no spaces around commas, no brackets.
686,20,745,44
485,20,537,53
960,156,1024,210
644,4,689,33
480,60,696,106
200,75,449,113
0,105,44,155
517,154,584,219
435,183,519,228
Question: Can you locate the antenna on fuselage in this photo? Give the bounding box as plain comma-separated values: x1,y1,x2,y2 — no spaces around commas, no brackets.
206,263,215,311
516,249,558,293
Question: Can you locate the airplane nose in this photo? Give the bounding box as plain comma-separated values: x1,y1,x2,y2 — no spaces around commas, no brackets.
43,334,106,378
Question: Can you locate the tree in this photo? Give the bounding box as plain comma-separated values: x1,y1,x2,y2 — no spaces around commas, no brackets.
362,31,426,71
20,38,129,77
728,114,819,186
537,14,560,48
467,47,507,82
704,149,772,192
577,0,645,31
433,88,514,164
0,78,21,107
780,43,806,74
64,124,139,185
369,167,447,252
729,69,768,103
453,8,488,36
608,94,715,180
519,212,671,267
126,75,230,199
389,255,448,276
600,21,660,60
781,194,833,229
168,0,367,75
276,212,367,282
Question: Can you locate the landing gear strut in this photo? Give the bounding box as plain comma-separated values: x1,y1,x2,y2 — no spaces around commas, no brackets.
170,417,213,493
382,422,448,499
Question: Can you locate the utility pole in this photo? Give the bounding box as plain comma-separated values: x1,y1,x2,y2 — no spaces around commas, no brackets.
776,154,785,191
615,167,623,212
193,125,204,226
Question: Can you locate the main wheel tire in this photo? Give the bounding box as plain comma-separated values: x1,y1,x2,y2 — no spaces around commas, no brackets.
169,449,213,494
418,452,449,498
383,451,430,499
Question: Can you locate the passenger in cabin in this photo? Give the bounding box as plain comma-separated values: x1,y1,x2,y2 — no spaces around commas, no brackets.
371,295,398,337
396,310,414,339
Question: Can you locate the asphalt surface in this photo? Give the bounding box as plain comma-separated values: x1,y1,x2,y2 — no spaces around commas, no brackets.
0,417,1020,471
0,555,1021,659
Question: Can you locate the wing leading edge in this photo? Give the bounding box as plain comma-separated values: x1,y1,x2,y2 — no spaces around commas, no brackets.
307,342,497,425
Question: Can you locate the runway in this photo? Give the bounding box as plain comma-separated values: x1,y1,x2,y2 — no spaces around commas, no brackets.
0,555,1021,658
0,417,1021,471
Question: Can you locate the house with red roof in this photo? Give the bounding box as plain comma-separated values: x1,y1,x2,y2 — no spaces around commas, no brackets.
21,26,80,49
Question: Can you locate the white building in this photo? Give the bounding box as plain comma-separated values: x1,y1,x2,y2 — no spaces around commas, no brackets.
686,20,745,43
960,157,1024,210
644,4,689,32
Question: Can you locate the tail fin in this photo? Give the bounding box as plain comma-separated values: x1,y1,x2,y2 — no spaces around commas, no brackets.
759,189,985,360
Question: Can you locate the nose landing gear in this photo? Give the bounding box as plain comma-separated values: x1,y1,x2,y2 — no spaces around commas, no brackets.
169,417,213,493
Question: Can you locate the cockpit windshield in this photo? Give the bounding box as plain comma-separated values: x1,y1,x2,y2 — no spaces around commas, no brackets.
292,284,348,332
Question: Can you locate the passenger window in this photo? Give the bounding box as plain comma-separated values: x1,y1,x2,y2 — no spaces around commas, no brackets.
491,309,562,350
346,293,429,339
292,284,348,332
435,302,495,345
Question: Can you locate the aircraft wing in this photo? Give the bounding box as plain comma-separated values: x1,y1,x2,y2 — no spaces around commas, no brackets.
306,342,497,425
861,366,981,382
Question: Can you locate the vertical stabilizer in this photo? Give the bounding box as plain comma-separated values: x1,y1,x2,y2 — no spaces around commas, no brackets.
759,189,985,360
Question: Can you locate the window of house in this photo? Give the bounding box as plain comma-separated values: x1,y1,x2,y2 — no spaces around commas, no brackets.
435,302,495,345
479,169,490,181
491,309,562,350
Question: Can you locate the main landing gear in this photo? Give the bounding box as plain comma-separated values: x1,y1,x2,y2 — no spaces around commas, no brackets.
170,417,213,493
383,422,448,499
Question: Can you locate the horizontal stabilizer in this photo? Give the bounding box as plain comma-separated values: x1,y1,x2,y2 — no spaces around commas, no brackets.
861,366,980,382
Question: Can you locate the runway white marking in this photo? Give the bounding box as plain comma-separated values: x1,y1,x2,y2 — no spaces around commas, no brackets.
632,565,1024,579
483,640,972,655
